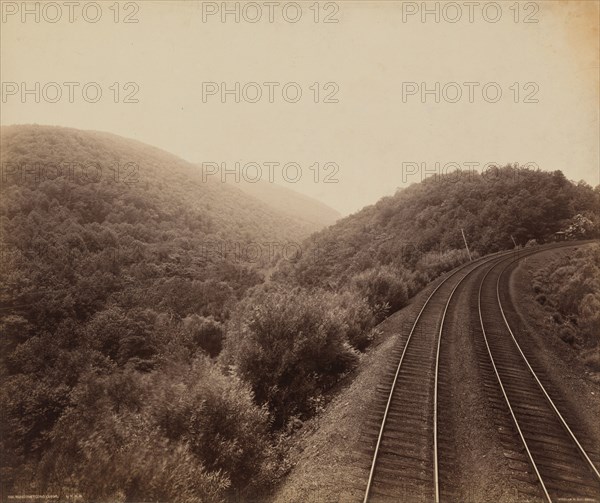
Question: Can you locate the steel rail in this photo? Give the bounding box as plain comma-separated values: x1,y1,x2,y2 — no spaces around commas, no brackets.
477,257,552,502
495,253,600,484
363,241,590,503
432,267,472,502
363,250,513,503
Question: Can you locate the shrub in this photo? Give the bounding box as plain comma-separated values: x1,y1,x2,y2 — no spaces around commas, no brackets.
223,287,360,427
182,314,224,357
353,265,410,315
415,248,471,284
535,245,600,349
84,307,156,370
56,413,228,503
148,359,275,493
334,289,377,351
36,358,274,501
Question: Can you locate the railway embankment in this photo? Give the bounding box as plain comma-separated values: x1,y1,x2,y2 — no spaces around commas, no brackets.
507,243,600,448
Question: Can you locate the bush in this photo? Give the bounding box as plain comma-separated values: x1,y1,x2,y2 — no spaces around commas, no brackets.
148,359,275,493
55,413,228,503
84,307,156,370
35,358,275,501
223,286,360,427
335,289,377,351
415,248,471,284
182,315,224,357
353,265,410,315
579,293,600,347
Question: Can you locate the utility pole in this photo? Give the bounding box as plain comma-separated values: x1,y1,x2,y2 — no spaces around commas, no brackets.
510,235,521,260
461,228,472,262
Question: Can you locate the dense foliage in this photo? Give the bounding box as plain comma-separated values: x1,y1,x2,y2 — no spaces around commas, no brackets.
222,286,369,427
0,125,315,500
276,166,600,290
532,244,600,371
226,167,600,433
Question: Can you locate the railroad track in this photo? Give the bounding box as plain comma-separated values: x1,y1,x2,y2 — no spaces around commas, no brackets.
361,243,598,503
361,251,514,502
477,249,600,502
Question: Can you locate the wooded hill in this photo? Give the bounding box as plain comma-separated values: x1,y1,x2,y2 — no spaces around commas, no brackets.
0,124,330,325
276,167,600,290
0,125,337,500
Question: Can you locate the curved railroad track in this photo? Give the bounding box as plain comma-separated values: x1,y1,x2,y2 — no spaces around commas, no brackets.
477,248,600,502
361,243,598,503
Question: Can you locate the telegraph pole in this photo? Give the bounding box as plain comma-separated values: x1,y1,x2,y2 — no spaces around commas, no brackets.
461,228,472,262
510,235,521,260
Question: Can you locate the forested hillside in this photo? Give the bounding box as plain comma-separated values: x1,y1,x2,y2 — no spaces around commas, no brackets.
0,125,325,500
276,167,600,289
2,127,598,503
0,125,314,323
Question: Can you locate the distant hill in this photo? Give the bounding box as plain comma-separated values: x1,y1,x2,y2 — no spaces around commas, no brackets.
224,177,340,234
0,124,316,324
276,166,600,289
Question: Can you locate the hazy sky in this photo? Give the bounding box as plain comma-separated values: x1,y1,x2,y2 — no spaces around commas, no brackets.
2,0,599,215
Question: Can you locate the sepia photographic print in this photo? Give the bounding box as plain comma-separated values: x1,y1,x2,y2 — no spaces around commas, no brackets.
1,1,599,502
